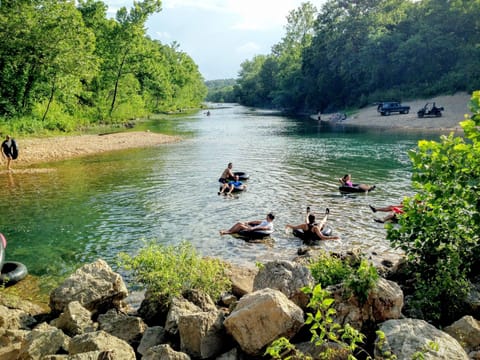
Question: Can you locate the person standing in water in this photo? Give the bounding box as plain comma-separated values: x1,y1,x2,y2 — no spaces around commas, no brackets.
1,135,18,171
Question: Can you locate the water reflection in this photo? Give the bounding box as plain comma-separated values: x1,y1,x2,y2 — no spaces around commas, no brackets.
0,104,442,289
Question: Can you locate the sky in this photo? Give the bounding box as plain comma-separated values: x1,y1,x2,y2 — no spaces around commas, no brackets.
104,0,327,81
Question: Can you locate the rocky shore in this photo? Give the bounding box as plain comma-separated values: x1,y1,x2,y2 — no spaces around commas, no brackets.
1,251,479,359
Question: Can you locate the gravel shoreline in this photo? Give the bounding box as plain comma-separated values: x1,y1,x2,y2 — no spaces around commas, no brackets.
1,131,181,171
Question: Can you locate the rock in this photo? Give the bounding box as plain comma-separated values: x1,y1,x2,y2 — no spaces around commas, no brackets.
142,344,191,360
328,277,403,330
178,310,227,359
0,328,29,360
50,301,96,336
97,308,146,347
253,260,314,308
137,326,166,356
49,259,128,315
68,330,136,359
225,263,257,297
376,318,469,360
444,315,480,353
137,290,170,327
17,322,69,360
165,297,202,336
223,288,304,355
181,289,217,312
0,304,37,330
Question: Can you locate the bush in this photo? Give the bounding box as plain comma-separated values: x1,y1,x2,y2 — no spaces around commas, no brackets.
265,284,368,360
308,251,379,304
387,90,480,325
119,241,231,302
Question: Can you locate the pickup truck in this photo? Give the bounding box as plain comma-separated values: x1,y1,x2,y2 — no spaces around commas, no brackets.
376,102,410,116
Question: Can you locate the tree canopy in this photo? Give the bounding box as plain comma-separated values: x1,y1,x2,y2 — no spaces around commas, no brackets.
232,0,480,112
0,0,207,132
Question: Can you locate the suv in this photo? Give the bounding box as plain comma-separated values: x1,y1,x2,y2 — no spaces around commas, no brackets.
377,102,410,116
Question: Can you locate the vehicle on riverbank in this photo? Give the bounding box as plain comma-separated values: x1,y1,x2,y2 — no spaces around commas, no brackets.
417,102,444,118
376,101,410,116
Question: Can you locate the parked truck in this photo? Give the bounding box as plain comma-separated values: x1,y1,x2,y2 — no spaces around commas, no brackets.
376,101,410,116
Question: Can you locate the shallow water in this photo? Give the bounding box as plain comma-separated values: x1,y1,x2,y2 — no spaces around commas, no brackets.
0,104,440,290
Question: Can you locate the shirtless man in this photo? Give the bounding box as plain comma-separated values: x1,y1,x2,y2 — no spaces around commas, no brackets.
218,162,234,194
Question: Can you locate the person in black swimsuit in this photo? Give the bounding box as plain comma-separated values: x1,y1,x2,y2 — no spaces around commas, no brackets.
1,135,16,171
285,210,339,241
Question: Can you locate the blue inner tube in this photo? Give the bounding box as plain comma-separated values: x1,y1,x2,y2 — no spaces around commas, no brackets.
0,261,28,286
234,172,249,181
236,229,273,240
293,227,332,244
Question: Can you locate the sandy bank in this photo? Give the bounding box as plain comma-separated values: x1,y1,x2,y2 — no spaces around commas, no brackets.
1,131,180,170
320,92,472,132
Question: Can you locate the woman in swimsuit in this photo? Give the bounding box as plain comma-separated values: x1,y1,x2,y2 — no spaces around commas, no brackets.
285,210,339,241
339,174,375,192
220,213,275,235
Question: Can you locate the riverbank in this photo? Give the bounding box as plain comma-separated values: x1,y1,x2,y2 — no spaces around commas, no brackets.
1,131,181,171
1,92,472,171
319,92,472,132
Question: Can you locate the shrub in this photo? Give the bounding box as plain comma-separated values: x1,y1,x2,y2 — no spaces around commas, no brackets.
387,90,480,324
308,251,379,304
119,241,231,302
265,284,368,360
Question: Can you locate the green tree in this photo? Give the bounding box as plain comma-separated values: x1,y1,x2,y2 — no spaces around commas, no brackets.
387,91,480,325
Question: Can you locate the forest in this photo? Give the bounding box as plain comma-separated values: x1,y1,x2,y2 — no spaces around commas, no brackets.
0,0,207,134
208,0,480,114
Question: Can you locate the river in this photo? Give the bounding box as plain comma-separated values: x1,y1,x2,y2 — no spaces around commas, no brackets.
0,104,437,291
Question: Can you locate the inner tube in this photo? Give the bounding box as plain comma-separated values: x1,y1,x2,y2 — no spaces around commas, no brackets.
219,185,246,194
293,226,333,244
236,229,273,240
0,233,6,268
0,261,28,286
234,172,249,181
339,184,373,194
11,139,19,160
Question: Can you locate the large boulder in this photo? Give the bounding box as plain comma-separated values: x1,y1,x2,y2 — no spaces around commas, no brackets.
0,304,36,330
376,318,469,360
97,308,146,347
137,326,166,356
50,301,96,337
178,309,228,359
49,259,128,315
444,315,480,353
17,322,69,360
223,288,304,355
68,330,136,360
0,328,29,360
328,277,403,330
165,297,202,336
253,260,314,308
225,263,258,297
